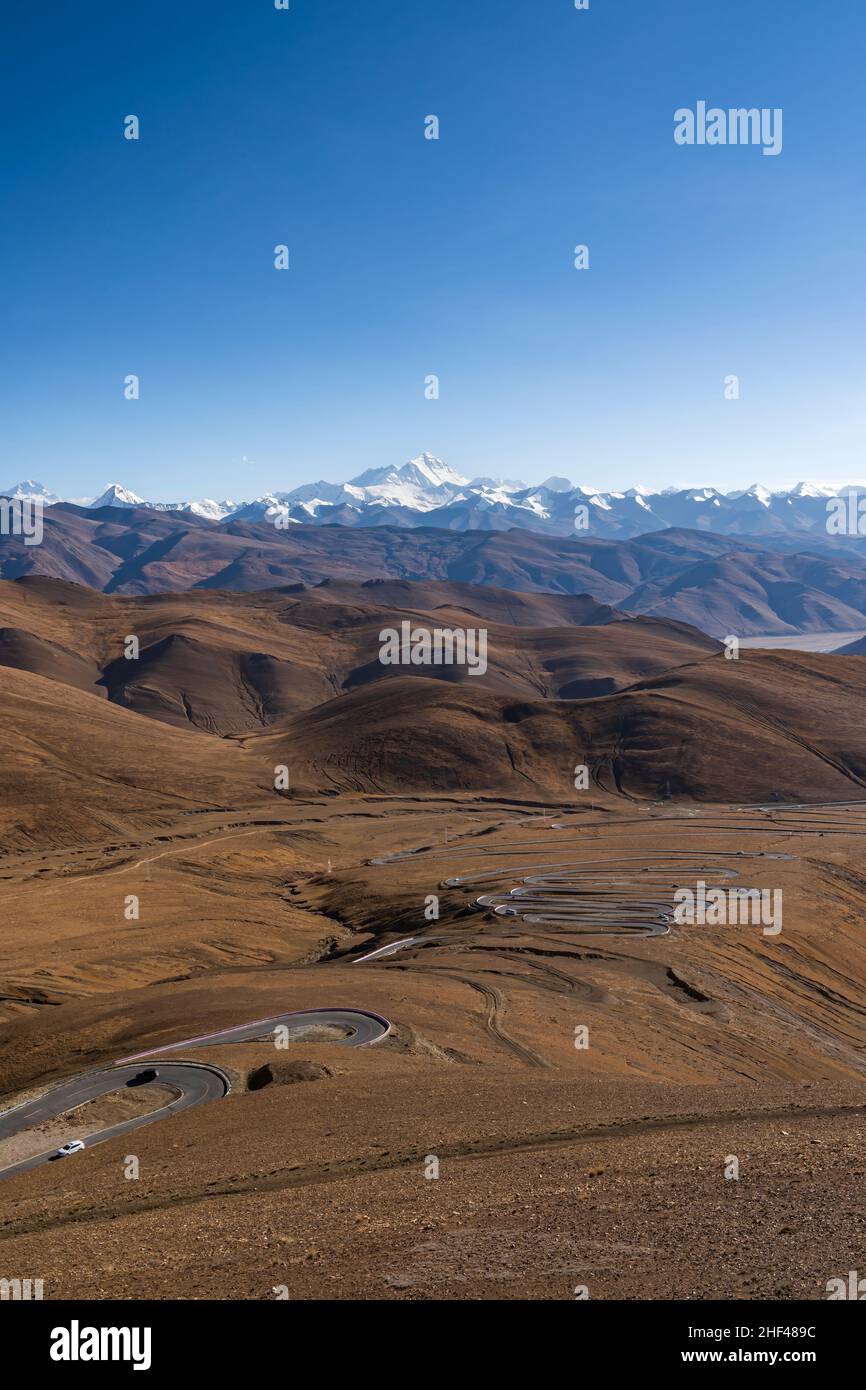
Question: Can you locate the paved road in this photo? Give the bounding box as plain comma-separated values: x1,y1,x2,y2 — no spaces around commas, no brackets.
116,1007,391,1061
353,938,441,964
450,853,748,938
372,832,801,939
0,1008,390,1183
0,1061,229,1182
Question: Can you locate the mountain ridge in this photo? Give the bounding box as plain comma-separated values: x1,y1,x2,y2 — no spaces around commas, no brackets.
5,507,866,637
4,454,862,541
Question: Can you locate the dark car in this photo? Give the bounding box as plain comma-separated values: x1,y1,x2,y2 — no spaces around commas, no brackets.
126,1068,160,1086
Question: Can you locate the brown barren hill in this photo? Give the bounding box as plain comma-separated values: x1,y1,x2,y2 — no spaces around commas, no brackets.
0,664,268,849
0,576,719,733
1,575,865,802
251,650,866,801
7,509,866,637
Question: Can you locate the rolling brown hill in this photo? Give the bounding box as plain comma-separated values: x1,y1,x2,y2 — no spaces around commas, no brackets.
0,664,267,851
623,548,866,636
253,650,866,801
6,505,866,636
1,574,865,804
0,576,719,733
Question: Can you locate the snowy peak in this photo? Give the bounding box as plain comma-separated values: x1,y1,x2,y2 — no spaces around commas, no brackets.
789,480,842,499
182,499,236,520
154,498,239,520
466,476,526,494
90,483,146,509
348,453,468,492
330,454,468,513
1,479,62,504
5,460,862,546
726,483,773,506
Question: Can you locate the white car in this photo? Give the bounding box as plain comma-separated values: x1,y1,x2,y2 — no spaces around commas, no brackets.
56,1140,85,1157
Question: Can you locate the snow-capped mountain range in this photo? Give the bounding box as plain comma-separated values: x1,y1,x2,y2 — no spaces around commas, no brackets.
1,455,860,541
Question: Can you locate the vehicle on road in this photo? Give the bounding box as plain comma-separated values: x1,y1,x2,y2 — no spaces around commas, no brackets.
56,1140,85,1157
127,1068,160,1086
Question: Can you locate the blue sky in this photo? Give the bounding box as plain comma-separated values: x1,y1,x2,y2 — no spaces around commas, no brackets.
2,0,864,499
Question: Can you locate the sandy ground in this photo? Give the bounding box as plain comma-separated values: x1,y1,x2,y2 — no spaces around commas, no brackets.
1,1068,863,1300
1,793,866,1299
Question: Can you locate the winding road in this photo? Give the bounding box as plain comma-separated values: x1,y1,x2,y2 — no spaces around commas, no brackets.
448,853,752,937
0,1007,390,1183
6,801,860,1179
371,840,772,941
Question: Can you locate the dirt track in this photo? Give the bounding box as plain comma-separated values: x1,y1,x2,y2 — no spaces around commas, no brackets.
2,793,866,1298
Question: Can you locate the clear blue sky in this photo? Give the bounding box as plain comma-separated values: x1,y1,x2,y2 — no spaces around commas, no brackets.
2,0,864,499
